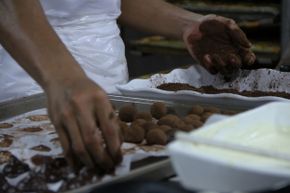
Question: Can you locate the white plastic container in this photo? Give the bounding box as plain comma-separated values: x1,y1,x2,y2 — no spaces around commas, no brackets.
168,102,290,192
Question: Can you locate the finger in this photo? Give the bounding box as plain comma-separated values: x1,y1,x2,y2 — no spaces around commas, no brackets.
239,48,256,66
62,108,95,169
76,106,115,171
56,124,76,168
96,104,122,165
228,26,251,49
227,53,242,72
212,54,230,75
202,54,218,74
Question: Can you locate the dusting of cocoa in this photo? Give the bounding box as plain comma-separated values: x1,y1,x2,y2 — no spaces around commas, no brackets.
157,83,290,98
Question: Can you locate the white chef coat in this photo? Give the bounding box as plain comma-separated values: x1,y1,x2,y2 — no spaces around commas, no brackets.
0,0,128,102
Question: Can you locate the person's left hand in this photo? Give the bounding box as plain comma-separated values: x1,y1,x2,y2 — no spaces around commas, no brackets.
183,15,256,77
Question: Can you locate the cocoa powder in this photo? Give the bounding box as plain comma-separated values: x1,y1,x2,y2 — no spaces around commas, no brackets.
157,83,290,99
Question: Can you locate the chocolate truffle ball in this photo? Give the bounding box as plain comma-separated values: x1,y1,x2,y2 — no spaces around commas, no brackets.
186,114,201,121
182,115,203,129
175,121,187,131
135,112,152,121
201,112,214,122
192,120,203,128
158,114,185,129
159,125,175,141
146,129,167,145
119,121,128,132
150,102,167,119
179,124,195,132
118,104,137,122
142,122,158,133
182,117,195,125
159,125,173,134
123,124,145,143
158,114,178,126
131,119,147,128
188,105,204,115
204,106,221,114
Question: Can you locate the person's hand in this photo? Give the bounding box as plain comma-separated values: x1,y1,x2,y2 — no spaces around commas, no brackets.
45,77,122,172
183,15,256,76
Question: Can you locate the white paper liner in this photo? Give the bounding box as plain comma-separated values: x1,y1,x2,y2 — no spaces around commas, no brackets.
0,109,167,192
149,65,290,92
117,65,290,101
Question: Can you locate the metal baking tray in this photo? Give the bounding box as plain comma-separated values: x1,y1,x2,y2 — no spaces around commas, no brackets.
0,94,183,193
0,94,236,193
0,93,249,121
0,93,256,193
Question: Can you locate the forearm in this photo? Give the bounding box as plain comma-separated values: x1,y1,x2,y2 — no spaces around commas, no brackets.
0,0,86,90
119,0,202,39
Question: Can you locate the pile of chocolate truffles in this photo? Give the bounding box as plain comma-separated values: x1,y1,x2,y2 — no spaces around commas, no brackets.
0,152,99,193
118,102,235,145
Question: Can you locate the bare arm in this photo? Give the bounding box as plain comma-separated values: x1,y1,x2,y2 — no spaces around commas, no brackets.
119,0,256,77
0,0,85,88
0,0,122,171
119,0,201,39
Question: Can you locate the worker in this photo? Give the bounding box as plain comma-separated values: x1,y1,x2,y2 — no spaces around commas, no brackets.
0,0,255,172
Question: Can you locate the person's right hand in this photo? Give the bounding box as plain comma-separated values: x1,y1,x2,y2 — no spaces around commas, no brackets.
45,77,122,172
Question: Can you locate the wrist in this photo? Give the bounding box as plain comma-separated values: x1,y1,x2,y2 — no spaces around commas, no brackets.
40,58,88,92
178,11,202,38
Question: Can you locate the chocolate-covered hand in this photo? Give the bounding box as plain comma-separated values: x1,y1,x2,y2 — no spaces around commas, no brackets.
183,15,256,76
46,77,122,172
